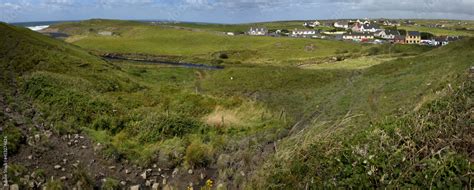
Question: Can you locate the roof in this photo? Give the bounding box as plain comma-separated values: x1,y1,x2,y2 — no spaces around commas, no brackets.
385,30,400,36
394,35,405,40
344,33,373,37
362,23,380,29
407,31,420,36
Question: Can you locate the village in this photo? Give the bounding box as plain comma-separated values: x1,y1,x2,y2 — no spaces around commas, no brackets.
243,19,463,46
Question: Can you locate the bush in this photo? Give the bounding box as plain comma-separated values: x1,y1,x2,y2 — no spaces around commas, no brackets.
366,47,380,56
45,178,64,190
137,115,202,143
101,178,120,190
185,141,213,168
218,53,229,59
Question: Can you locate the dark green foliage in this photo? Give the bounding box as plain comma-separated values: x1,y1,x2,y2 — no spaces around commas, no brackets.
261,79,473,189
101,178,120,190
135,115,203,143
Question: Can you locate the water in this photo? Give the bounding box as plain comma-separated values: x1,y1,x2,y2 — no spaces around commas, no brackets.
104,56,224,70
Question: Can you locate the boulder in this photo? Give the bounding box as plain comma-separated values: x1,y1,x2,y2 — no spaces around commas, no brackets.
9,184,19,190
151,183,160,190
130,185,140,190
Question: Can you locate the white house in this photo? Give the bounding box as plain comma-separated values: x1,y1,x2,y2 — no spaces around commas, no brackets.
360,23,382,33
303,21,321,28
248,27,268,36
334,21,350,29
291,29,317,37
379,30,400,39
343,33,374,41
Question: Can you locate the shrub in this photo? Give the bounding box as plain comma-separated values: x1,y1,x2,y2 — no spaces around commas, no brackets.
101,178,120,190
218,53,229,59
45,178,64,190
366,47,380,56
185,141,213,168
137,115,202,143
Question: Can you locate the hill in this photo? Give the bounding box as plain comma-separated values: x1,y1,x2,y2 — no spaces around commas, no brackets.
0,21,472,189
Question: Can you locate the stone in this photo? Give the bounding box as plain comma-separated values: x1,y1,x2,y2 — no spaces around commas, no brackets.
109,166,116,170
54,165,62,169
27,155,33,160
34,134,40,142
125,169,130,174
216,183,225,190
240,171,245,176
60,176,67,180
140,171,147,179
152,164,157,168
145,180,151,186
188,169,193,175
5,107,11,113
9,184,19,190
120,181,127,186
81,146,87,149
162,178,167,185
172,168,178,178
152,183,160,190
200,173,206,180
130,185,140,190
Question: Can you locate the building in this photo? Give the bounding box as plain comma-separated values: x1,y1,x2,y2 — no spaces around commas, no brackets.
343,33,374,41
379,30,401,39
352,23,362,32
98,31,113,36
392,35,406,44
334,21,350,29
360,23,382,33
303,21,321,28
291,29,318,38
405,31,421,44
248,27,268,36
383,20,400,26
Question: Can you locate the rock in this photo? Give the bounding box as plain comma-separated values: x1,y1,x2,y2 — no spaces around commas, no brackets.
81,145,87,149
72,163,79,168
130,185,140,190
188,169,193,175
152,164,157,168
54,165,62,170
145,180,151,186
125,169,130,174
172,168,178,178
217,183,226,190
240,171,245,176
63,159,67,164
5,107,11,113
162,185,173,190
44,130,52,138
60,176,67,180
109,166,116,170
140,171,147,179
158,168,161,172
162,178,167,185
9,184,19,190
28,155,33,160
34,134,41,142
120,181,127,186
200,173,206,180
152,183,160,190
61,168,66,172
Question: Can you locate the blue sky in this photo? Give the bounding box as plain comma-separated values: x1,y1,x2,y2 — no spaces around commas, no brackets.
1,0,473,23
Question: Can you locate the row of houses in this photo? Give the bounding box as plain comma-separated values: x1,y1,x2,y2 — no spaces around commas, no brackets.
246,20,460,46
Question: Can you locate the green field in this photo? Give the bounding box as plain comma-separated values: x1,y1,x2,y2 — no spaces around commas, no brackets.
1,19,473,189
49,19,361,65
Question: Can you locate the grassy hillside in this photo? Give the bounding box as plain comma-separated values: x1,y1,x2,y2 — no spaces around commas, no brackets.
250,38,474,188
49,19,362,65
1,20,472,189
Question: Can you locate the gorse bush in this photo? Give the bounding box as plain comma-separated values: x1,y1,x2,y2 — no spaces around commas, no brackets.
135,115,203,143
185,140,214,168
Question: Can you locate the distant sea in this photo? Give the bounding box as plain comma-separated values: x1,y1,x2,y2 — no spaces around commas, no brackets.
10,20,78,31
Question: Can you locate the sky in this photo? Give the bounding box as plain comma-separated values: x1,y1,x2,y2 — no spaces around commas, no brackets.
1,0,473,23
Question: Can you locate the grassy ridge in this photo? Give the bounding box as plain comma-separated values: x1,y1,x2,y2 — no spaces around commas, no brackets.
250,38,474,188
50,19,361,65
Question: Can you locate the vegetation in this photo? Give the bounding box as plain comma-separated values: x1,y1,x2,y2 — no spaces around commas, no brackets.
1,19,472,189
